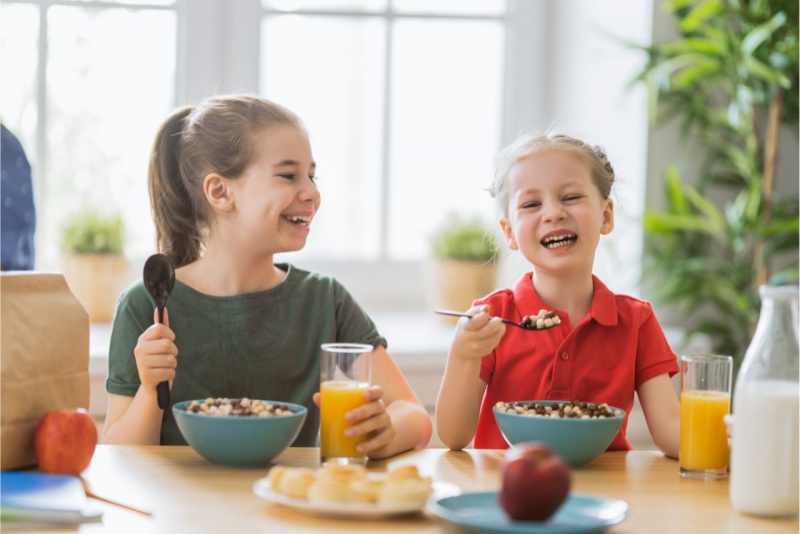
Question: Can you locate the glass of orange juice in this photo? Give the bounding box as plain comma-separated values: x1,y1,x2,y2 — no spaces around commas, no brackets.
680,353,733,479
320,343,373,466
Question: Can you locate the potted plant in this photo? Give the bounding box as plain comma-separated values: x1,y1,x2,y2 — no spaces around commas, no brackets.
60,209,129,323
637,0,798,367
426,213,500,317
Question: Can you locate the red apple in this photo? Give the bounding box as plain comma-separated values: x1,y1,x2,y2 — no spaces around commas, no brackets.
34,408,98,475
499,442,571,521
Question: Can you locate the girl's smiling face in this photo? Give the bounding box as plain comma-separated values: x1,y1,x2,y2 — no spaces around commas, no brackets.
501,149,614,276
227,124,320,255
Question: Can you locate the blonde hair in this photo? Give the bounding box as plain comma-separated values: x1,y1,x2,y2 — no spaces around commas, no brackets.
489,133,615,216
148,95,304,267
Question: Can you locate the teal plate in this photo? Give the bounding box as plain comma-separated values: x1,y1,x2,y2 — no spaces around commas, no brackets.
426,492,628,534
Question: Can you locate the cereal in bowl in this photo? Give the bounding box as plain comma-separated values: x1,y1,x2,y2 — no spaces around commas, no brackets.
496,399,622,419
185,397,297,417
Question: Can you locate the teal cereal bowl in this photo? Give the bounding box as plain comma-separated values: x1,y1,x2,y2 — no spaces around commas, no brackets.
173,400,307,467
493,401,625,467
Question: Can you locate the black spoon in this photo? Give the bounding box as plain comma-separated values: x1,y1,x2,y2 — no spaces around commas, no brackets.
433,309,561,330
143,253,176,410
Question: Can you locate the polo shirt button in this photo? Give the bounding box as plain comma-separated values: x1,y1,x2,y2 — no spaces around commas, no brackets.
561,352,569,361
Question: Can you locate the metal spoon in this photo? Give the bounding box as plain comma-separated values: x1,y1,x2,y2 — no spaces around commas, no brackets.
143,253,176,410
433,309,561,331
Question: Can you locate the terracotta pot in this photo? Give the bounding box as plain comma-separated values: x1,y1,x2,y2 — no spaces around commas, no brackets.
426,259,498,321
61,254,129,323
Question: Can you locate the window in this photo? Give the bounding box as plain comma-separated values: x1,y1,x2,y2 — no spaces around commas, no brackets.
1,0,177,266
2,0,653,310
260,2,505,262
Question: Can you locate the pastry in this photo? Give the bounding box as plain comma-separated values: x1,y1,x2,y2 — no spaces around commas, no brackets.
272,467,317,498
307,479,371,504
386,464,422,483
377,478,433,505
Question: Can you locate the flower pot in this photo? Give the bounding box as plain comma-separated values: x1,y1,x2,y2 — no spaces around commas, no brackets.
426,259,498,321
61,253,129,323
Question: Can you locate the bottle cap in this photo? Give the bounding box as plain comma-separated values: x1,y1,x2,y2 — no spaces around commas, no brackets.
759,284,799,300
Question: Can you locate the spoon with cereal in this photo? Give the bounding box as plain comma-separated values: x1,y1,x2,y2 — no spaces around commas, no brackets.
433,309,561,331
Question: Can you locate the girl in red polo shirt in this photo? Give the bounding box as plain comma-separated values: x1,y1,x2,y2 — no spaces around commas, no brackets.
436,133,681,458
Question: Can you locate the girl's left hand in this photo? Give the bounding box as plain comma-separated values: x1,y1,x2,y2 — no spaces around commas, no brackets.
312,385,396,458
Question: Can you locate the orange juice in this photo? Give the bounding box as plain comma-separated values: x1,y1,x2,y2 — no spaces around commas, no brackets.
680,390,730,471
320,380,369,459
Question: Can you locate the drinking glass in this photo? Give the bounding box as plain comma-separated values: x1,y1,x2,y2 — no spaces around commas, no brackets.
319,343,373,466
679,353,733,479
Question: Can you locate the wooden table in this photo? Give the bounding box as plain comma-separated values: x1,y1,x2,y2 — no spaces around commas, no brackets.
67,446,797,533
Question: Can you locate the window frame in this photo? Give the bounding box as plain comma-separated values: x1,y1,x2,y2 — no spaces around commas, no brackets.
4,0,182,259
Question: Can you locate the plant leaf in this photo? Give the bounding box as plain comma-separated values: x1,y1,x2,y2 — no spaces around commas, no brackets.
744,56,792,87
680,0,723,33
648,53,711,86
741,11,787,55
672,59,722,88
665,166,690,213
661,37,726,56
760,217,800,237
663,0,696,13
683,185,727,234
643,212,723,237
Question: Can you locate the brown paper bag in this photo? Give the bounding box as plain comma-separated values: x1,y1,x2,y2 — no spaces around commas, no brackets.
1,272,90,469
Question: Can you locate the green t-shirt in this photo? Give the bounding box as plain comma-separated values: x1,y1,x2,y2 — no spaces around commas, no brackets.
106,263,387,446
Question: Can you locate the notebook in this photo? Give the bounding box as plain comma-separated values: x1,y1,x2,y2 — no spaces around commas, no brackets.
1,472,102,529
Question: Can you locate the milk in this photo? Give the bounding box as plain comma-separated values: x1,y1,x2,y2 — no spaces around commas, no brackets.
729,379,799,517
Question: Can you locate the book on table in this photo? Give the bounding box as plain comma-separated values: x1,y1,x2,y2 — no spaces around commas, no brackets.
1,471,103,530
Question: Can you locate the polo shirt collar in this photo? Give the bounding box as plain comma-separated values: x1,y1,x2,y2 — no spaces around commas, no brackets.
589,275,618,326
512,272,618,327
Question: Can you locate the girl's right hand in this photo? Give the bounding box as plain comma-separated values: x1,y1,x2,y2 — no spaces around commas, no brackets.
451,304,505,361
133,307,178,394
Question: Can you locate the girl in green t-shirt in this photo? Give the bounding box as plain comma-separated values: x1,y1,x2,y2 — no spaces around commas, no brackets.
103,95,432,457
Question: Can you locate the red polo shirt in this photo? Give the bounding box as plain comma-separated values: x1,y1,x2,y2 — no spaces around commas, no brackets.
474,273,679,450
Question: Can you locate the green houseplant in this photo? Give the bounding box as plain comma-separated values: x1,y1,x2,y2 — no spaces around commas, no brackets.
62,211,124,255
427,214,500,316
61,209,129,323
432,214,499,262
638,0,798,366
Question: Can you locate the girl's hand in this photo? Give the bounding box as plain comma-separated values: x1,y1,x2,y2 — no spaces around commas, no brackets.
133,307,178,394
451,305,506,361
312,385,396,458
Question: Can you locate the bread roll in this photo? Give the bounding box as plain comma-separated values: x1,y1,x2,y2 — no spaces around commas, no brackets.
273,467,317,498
377,478,433,505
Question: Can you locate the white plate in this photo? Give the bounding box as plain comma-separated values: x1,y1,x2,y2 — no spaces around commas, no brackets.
253,475,461,519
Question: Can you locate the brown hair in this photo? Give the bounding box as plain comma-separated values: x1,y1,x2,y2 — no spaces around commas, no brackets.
489,132,616,217
147,95,303,267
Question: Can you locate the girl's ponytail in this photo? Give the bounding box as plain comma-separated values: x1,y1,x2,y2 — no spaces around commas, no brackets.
147,106,203,267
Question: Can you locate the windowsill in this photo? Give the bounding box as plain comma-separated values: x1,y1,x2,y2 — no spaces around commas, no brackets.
88,311,456,379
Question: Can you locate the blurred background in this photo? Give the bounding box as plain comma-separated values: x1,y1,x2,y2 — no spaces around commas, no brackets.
1,0,657,300
2,0,797,447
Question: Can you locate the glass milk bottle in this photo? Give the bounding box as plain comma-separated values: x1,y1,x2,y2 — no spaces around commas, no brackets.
729,285,799,517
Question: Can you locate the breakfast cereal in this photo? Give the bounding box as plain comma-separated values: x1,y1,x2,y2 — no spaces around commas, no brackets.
496,399,622,419
184,397,297,417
